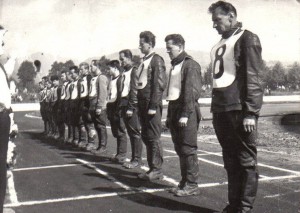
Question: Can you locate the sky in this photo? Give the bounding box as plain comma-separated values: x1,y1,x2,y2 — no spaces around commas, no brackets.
1,0,300,63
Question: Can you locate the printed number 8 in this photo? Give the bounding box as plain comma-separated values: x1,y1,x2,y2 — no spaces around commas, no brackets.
213,44,226,79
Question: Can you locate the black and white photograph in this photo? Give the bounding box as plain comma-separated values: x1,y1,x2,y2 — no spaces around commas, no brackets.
0,0,299,212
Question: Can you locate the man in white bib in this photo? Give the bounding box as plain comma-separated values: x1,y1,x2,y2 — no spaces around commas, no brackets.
88,60,109,154
208,1,263,213
165,34,202,197
135,31,167,181
106,60,128,163
120,49,143,169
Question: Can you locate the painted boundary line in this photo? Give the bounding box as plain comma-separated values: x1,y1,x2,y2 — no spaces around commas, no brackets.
7,170,19,204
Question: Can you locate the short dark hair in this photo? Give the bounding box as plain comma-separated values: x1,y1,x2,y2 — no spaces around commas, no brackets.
165,34,185,47
107,60,121,71
50,75,59,81
42,76,48,81
69,65,79,74
79,62,89,69
119,49,133,60
0,25,4,30
208,1,237,16
140,31,156,47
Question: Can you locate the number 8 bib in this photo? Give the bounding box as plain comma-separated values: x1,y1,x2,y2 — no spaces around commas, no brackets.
210,30,244,88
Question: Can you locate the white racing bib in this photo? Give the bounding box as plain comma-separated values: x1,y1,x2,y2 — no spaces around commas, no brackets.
121,68,132,97
211,30,244,88
60,82,68,100
166,61,184,101
89,76,98,98
136,54,154,89
107,77,118,103
71,80,79,100
80,76,88,98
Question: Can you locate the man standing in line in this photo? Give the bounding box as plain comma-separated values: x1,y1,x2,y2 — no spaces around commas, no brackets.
208,1,263,213
134,31,167,181
69,66,82,145
38,81,47,134
106,60,128,163
58,70,68,142
78,62,96,149
164,34,202,196
50,75,61,140
120,49,143,169
88,60,108,154
64,70,74,144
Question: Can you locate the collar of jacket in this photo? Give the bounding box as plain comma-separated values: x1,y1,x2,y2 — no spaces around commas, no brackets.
222,22,243,39
123,64,132,72
171,51,192,66
143,52,155,61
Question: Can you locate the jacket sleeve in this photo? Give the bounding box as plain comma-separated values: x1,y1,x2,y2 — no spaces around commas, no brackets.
96,75,108,110
181,59,202,118
149,55,167,110
128,67,138,111
243,32,264,117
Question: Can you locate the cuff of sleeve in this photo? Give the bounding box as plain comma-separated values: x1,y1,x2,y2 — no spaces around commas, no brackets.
244,112,257,119
148,102,157,110
181,112,190,118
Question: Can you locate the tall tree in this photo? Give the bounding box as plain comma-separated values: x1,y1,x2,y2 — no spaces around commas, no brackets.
271,61,286,88
203,62,212,88
49,60,75,76
287,62,300,90
17,60,37,92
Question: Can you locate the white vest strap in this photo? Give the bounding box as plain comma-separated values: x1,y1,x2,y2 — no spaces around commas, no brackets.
166,61,184,101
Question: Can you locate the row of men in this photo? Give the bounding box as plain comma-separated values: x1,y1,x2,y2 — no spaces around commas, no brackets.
37,1,264,212
38,32,202,195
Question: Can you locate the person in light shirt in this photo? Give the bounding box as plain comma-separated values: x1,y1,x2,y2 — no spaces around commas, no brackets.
164,34,202,197
0,25,16,213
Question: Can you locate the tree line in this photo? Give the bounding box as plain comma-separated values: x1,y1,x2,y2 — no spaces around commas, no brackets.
15,58,300,94
202,61,300,91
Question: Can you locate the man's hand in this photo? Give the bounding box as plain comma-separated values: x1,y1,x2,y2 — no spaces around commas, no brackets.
243,118,256,132
126,110,133,118
95,109,102,115
148,109,156,115
178,117,188,127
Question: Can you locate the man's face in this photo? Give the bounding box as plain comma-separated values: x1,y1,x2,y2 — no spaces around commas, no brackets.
52,80,59,86
71,70,79,80
0,29,6,56
66,72,72,81
61,73,67,82
80,66,89,76
108,66,119,77
212,7,232,35
39,83,44,90
90,61,98,74
139,38,152,55
46,82,52,88
166,40,182,60
119,53,131,67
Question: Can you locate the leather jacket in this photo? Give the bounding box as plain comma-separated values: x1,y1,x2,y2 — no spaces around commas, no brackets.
137,53,167,110
211,29,264,118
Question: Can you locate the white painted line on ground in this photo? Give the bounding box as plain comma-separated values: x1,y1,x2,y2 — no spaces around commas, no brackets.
258,163,300,175
76,159,132,190
24,114,42,119
259,175,270,179
198,157,224,167
264,190,300,198
7,170,19,204
140,165,179,186
13,163,92,172
19,129,42,133
259,175,300,181
198,149,222,156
